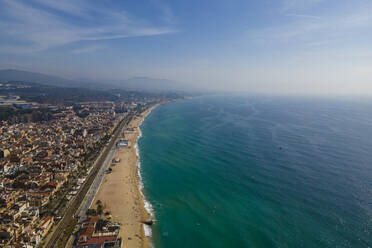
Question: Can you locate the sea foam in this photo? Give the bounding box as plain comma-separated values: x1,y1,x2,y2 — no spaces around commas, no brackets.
135,107,157,238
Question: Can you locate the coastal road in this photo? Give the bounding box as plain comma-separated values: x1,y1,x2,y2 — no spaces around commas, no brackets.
77,138,116,222
44,112,135,248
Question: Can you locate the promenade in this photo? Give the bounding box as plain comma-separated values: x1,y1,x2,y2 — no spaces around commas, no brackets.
43,112,135,248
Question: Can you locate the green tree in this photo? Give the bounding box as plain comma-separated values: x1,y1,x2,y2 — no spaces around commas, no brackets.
86,208,97,216
97,204,103,216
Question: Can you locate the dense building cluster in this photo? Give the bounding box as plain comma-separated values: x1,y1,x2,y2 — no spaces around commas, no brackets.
75,214,122,248
0,101,125,247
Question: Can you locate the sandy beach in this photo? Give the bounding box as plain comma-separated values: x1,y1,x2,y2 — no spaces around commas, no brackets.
92,106,156,248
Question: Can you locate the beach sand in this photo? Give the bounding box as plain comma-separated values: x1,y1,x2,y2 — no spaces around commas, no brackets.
92,107,155,248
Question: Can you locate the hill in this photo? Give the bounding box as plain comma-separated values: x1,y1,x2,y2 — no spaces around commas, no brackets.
0,69,194,92
0,69,85,88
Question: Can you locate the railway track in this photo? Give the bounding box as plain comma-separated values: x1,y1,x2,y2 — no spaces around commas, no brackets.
44,113,134,248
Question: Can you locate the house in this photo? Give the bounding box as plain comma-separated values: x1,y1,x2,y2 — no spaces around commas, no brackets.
116,139,129,148
40,181,60,194
0,149,10,158
77,236,121,248
76,216,122,248
77,178,86,185
111,158,120,164
0,228,12,245
124,128,135,134
77,216,99,244
0,192,17,209
38,216,54,238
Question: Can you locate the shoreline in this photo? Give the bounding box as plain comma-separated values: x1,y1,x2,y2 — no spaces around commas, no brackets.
91,105,158,248
135,107,157,237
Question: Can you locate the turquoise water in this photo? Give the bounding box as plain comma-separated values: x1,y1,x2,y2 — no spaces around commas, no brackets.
138,96,372,248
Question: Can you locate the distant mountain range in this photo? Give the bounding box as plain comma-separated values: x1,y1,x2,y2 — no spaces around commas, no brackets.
0,69,193,92
0,69,82,88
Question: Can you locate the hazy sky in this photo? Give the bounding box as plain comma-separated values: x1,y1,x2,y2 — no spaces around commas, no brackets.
0,0,372,94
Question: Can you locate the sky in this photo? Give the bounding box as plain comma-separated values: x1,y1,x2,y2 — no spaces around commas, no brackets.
0,0,372,95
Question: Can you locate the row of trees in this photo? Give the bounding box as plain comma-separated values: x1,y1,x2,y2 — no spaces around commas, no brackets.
86,200,103,216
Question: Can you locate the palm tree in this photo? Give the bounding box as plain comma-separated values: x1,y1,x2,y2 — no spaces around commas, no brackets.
97,204,103,216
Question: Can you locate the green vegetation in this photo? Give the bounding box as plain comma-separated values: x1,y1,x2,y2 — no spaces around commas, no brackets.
97,204,103,216
86,200,104,216
96,199,103,216
86,208,97,216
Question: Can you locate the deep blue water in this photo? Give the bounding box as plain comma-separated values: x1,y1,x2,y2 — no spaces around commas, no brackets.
138,95,372,248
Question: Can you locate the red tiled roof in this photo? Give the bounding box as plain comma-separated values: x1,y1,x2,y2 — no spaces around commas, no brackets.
86,216,100,223
77,235,117,246
78,226,95,238
43,181,58,187
40,216,53,227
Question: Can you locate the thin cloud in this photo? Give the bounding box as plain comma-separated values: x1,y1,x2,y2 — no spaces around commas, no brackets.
247,3,372,46
282,0,325,11
71,45,104,54
286,14,322,20
30,0,88,16
0,0,177,53
150,0,176,23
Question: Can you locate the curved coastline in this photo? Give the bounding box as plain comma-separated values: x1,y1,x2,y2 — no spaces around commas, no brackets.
135,105,158,240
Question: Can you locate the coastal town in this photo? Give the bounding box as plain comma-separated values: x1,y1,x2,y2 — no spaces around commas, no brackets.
0,92,160,248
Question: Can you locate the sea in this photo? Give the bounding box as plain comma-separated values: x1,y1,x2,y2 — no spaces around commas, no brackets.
137,95,372,248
